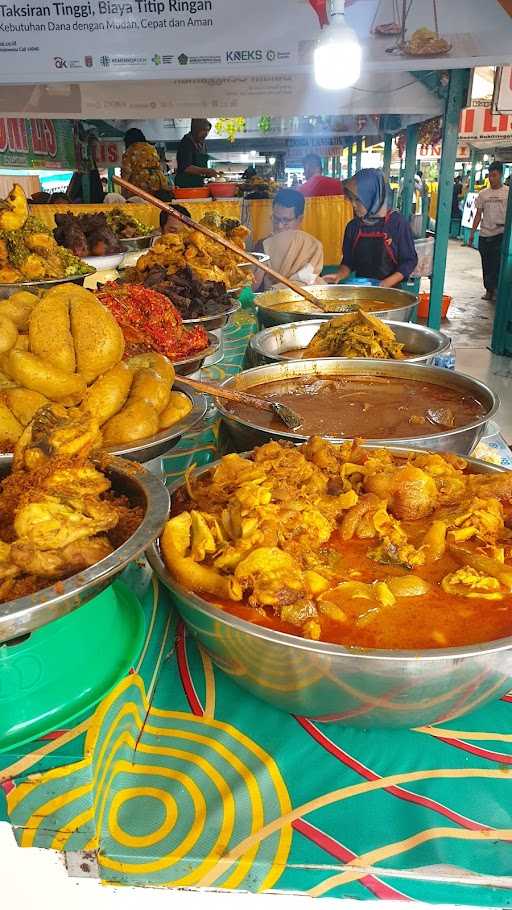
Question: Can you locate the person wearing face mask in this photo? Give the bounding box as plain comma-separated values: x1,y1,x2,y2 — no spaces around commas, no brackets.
175,119,219,189
325,168,417,288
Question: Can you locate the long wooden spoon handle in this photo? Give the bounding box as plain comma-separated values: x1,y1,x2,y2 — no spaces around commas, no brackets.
178,375,273,413
113,176,328,310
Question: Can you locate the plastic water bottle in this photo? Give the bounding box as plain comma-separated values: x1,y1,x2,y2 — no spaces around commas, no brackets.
433,341,455,370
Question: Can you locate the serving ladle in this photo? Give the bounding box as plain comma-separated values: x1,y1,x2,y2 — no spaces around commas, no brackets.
178,375,302,431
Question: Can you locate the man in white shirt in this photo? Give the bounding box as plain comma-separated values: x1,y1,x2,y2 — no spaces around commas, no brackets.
470,161,509,301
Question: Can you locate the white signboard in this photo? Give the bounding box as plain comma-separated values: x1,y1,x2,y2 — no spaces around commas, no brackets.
461,191,478,230
0,0,511,84
0,71,444,119
459,106,512,141
494,65,512,114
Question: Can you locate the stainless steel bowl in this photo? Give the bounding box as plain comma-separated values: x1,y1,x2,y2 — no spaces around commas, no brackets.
216,360,498,456
255,285,417,328
117,232,158,252
148,450,512,727
246,319,451,368
172,331,220,376
0,271,96,300
182,298,241,332
1,457,169,644
0,382,208,466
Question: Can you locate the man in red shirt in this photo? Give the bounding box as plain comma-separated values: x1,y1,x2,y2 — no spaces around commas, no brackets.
297,153,344,198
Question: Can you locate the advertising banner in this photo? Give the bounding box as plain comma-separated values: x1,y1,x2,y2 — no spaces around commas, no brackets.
459,106,512,141
0,117,75,167
0,0,510,84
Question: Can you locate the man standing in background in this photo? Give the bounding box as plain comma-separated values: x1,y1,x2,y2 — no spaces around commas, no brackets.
470,161,509,301
298,153,344,197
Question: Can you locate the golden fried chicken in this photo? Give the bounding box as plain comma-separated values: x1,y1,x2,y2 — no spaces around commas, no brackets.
24,233,57,254
10,534,113,578
14,405,102,470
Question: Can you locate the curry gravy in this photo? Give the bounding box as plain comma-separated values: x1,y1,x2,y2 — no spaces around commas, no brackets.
227,375,485,439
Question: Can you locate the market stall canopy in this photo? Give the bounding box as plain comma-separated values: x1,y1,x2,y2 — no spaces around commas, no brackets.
0,72,443,120
0,0,509,85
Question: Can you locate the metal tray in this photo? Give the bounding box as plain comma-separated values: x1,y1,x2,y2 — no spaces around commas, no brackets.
0,270,96,300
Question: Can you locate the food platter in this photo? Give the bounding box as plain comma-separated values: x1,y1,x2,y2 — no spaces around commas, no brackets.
0,271,96,300
182,298,241,332
216,359,498,455
246,319,451,367
0,381,208,466
0,456,169,643
148,448,512,728
255,285,418,328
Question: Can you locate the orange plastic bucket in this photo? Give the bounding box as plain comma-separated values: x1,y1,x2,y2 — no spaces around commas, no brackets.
418,292,452,319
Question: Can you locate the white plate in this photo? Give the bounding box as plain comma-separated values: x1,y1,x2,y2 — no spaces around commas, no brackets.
83,252,124,270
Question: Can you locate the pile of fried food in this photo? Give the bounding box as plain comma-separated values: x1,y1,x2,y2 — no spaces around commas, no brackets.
403,27,451,56
302,310,406,359
54,212,121,259
131,216,250,288
0,185,90,284
161,437,512,650
97,283,210,360
0,283,192,450
106,207,152,240
0,405,144,603
135,265,236,320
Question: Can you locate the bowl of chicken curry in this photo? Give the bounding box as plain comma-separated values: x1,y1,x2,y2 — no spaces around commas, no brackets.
150,438,512,727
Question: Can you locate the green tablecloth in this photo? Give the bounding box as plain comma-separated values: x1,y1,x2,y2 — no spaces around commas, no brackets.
2,311,512,903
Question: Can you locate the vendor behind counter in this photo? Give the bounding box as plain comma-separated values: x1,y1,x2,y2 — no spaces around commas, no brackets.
175,119,219,188
326,168,417,289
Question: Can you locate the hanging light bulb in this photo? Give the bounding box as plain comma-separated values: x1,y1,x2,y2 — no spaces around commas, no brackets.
314,0,361,90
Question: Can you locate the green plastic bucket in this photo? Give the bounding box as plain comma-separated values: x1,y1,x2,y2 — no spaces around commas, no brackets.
0,580,145,753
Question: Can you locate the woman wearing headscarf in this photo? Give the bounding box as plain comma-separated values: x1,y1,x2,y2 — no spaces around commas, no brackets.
326,168,417,288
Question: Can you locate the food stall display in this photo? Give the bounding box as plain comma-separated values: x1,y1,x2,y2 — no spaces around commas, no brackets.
160,436,512,650
54,211,122,258
132,222,251,289
0,186,91,285
0,408,144,604
0,283,197,450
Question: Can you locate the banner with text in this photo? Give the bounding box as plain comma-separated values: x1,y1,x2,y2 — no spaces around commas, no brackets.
459,106,512,141
0,0,511,84
0,117,75,167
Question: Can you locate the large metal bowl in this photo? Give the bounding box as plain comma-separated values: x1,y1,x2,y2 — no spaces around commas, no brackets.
256,285,417,328
216,360,498,456
148,450,512,727
0,456,169,644
117,232,158,252
246,319,451,368
182,298,241,333
172,331,220,376
0,271,96,300
0,382,208,466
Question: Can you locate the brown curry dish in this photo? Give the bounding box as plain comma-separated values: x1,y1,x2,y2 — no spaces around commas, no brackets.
161,438,512,652
224,374,485,439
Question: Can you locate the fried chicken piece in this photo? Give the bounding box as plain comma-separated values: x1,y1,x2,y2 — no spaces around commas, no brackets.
0,238,8,267
10,534,113,578
14,405,102,471
14,495,118,550
20,254,46,280
0,265,22,283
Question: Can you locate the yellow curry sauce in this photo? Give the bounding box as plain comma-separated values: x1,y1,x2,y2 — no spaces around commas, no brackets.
161,438,512,651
